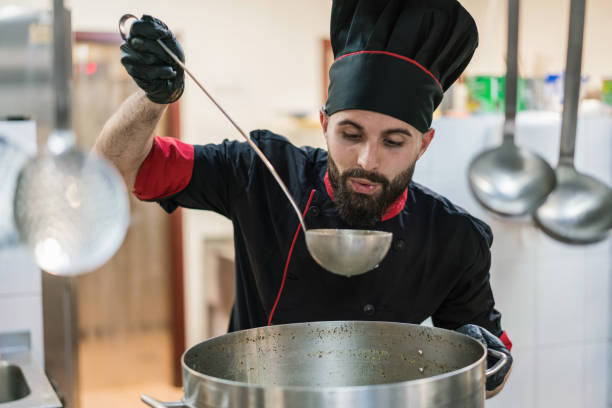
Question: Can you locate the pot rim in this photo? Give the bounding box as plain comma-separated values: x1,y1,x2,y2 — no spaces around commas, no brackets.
180,320,487,393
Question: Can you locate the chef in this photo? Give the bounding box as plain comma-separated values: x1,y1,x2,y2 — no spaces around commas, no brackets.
96,0,513,398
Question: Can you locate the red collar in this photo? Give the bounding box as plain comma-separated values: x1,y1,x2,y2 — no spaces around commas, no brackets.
323,171,407,222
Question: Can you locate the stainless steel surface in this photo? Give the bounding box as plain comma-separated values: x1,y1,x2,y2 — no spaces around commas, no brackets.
13,146,130,275
41,274,79,408
305,229,392,277
119,14,393,277
144,321,491,408
0,5,54,143
0,362,30,403
0,123,32,248
0,352,62,408
50,0,71,133
468,0,555,217
503,0,519,131
534,166,612,244
14,1,130,276
533,0,612,244
141,395,186,408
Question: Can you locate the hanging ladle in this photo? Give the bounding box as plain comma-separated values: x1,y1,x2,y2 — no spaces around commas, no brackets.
119,14,392,277
468,0,556,217
533,0,612,244
11,0,130,276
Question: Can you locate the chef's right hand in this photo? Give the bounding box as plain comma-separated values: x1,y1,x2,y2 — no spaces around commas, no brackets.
120,15,185,104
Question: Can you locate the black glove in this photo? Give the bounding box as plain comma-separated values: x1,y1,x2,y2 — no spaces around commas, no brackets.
120,15,185,104
456,324,512,393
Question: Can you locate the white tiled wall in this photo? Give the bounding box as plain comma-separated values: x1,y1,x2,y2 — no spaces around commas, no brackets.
417,114,612,408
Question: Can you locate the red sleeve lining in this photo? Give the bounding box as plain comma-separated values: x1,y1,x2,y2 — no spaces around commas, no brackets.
133,136,195,201
500,331,513,352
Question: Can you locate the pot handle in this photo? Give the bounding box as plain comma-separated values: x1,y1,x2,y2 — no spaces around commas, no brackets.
141,394,187,408
485,349,509,378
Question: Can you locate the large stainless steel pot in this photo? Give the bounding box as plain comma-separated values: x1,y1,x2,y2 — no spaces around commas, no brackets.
142,321,507,408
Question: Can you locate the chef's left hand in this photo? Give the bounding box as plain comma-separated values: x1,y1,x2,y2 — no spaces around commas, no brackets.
456,324,512,399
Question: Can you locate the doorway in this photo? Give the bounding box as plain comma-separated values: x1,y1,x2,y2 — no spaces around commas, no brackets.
71,31,185,407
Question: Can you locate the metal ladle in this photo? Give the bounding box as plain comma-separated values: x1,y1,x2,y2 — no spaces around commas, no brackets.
119,14,392,277
468,0,556,217
533,0,612,244
12,0,130,276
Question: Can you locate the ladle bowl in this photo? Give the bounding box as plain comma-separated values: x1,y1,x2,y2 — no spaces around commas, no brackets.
533,166,612,244
11,2,131,277
119,14,393,277
468,140,556,216
13,144,130,275
305,229,392,277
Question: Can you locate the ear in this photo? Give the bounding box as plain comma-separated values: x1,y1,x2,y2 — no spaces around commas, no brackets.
416,128,435,160
319,107,329,136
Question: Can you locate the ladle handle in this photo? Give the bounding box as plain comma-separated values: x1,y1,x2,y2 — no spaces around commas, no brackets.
53,0,72,131
503,0,519,142
141,395,186,408
49,0,76,153
118,14,308,231
558,0,585,168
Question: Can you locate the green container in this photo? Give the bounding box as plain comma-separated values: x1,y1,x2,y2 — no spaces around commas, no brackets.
602,79,612,105
465,76,503,113
465,75,526,113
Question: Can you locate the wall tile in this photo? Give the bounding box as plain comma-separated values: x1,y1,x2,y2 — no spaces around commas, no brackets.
535,229,588,260
490,248,537,348
582,240,611,267
489,220,539,262
0,246,41,296
603,338,612,408
536,256,586,346
584,341,609,408
419,116,496,185
535,344,584,408
487,346,536,408
584,258,611,342
574,118,612,184
515,114,561,166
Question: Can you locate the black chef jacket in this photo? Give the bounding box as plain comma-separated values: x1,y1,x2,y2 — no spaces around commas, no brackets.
137,129,503,336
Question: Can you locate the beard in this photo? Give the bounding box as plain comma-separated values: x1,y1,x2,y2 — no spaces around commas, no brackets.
327,156,415,227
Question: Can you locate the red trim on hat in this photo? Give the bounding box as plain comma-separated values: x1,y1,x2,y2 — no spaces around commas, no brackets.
500,331,513,352
335,50,443,92
133,135,194,200
324,171,407,221
267,189,316,326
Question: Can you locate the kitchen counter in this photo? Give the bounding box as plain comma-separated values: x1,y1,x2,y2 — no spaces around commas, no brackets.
0,351,61,408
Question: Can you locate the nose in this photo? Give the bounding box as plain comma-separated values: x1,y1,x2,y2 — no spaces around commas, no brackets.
356,141,379,172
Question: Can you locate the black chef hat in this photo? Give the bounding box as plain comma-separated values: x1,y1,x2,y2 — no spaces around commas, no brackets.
325,0,478,133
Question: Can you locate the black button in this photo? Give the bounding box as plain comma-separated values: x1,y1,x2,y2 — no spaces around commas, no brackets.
309,205,320,216
393,238,406,251
363,304,375,316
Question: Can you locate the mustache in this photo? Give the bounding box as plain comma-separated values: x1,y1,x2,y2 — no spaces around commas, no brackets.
341,168,389,186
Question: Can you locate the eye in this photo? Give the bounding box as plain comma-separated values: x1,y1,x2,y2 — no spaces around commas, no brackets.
384,138,404,148
342,132,362,141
